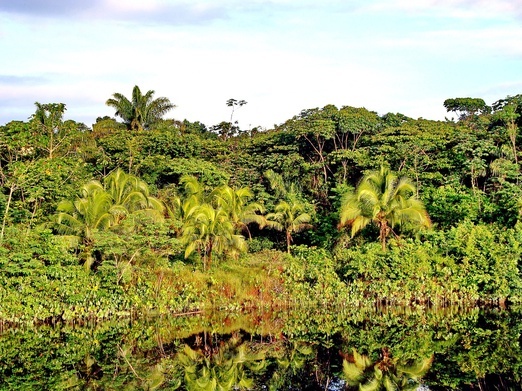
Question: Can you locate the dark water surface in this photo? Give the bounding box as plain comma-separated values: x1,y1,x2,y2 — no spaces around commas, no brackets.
0,306,521,390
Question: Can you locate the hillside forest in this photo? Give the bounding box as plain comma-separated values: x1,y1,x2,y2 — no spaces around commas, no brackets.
1,88,522,323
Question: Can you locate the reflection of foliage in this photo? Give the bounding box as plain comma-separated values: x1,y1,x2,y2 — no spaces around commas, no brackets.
1,309,522,390
342,348,432,391
266,341,315,391
175,335,266,390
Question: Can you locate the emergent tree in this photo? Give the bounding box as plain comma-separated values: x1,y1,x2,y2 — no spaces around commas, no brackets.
106,85,175,131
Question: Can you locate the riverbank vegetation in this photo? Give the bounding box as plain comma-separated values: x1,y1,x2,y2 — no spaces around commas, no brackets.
1,88,522,323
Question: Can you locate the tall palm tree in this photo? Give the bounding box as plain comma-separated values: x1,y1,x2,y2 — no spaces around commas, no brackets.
106,85,175,131
339,166,430,251
266,196,312,253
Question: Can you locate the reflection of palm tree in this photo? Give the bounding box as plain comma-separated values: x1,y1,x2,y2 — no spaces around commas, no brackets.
342,348,432,391
176,337,266,390
267,341,315,390
339,166,430,251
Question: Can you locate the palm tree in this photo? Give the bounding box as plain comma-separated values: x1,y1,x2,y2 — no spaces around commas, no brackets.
55,180,116,269
163,175,207,236
264,169,313,253
339,166,430,251
264,169,299,199
213,185,266,239
106,85,175,131
266,196,312,253
55,180,115,245
104,168,164,224
182,203,247,270
54,171,164,269
170,176,263,268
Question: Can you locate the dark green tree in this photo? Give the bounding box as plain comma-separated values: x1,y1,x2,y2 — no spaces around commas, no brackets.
443,97,490,123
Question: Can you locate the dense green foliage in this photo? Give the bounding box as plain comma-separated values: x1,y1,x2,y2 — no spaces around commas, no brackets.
1,92,522,324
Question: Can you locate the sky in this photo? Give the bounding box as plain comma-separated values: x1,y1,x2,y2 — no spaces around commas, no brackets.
0,0,521,130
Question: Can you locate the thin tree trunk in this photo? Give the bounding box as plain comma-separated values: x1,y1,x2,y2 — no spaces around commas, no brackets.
25,199,40,238
342,160,348,182
205,241,213,271
379,220,388,251
508,121,518,165
286,230,292,253
243,223,252,240
49,129,54,159
0,185,15,245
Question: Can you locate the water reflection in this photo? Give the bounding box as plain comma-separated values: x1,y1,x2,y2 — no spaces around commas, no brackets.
0,307,521,390
175,336,266,390
341,348,432,391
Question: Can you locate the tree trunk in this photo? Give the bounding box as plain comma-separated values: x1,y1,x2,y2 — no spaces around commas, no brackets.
0,184,15,245
205,241,213,271
379,219,389,251
286,230,292,253
508,120,518,165
49,128,54,159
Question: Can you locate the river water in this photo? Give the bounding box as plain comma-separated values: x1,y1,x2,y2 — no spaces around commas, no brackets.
0,306,520,390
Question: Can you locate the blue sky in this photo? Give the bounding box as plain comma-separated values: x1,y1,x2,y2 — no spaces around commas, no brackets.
1,0,521,129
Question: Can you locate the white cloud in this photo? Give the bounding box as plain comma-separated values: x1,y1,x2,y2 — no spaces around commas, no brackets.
364,0,522,20
104,0,163,13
